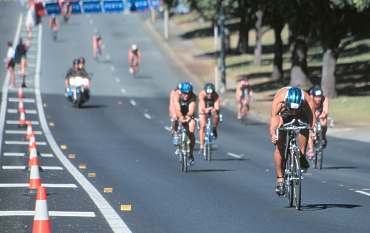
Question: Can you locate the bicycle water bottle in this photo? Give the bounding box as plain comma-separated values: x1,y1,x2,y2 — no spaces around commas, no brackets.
172,134,179,145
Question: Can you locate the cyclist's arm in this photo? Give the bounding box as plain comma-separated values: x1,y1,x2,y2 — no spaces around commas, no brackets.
198,92,207,113
303,92,315,128
235,83,241,100
186,100,196,120
213,94,221,112
321,96,329,118
269,90,285,140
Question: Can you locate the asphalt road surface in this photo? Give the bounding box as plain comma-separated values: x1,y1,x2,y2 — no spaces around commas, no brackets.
1,3,370,233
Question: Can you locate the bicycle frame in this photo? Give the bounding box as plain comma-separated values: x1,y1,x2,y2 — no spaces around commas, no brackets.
277,118,310,210
203,112,214,161
314,119,324,169
177,124,190,172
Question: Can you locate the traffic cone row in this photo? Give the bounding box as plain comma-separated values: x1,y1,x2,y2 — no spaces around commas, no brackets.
16,87,52,233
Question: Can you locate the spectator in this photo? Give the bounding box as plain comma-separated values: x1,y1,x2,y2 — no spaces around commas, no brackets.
5,41,16,88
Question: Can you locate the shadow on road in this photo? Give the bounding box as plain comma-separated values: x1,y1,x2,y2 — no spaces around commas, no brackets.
190,168,232,173
324,166,358,170
300,203,361,211
80,104,108,109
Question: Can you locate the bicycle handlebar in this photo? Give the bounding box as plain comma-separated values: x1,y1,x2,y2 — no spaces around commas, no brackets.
276,119,312,141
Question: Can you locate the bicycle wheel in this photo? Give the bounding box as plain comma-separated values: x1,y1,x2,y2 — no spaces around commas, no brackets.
205,142,211,161
293,150,302,210
284,150,294,207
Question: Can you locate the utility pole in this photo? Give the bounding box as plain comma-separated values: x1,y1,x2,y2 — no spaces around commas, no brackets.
218,4,226,93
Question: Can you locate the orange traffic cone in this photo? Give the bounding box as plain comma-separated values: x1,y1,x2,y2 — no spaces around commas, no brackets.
26,121,34,140
19,109,26,127
32,186,52,233
29,134,36,151
29,163,41,190
18,99,25,113
28,147,39,168
18,87,24,99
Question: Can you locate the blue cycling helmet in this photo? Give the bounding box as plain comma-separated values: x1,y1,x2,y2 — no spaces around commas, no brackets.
311,86,323,97
285,87,304,110
177,82,183,90
180,82,192,94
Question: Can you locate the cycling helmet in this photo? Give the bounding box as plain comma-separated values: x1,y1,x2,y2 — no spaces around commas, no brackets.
204,83,215,94
177,82,183,90
311,86,323,97
285,87,304,110
180,82,192,94
73,59,79,65
131,44,137,51
78,57,86,64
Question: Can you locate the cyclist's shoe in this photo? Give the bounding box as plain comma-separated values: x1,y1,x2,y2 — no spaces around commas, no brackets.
275,181,285,196
174,148,180,155
306,150,314,160
212,128,218,139
300,156,310,171
322,138,327,148
188,158,195,166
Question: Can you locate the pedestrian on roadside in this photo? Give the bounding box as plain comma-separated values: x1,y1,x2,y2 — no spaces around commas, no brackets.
14,38,28,88
4,41,16,88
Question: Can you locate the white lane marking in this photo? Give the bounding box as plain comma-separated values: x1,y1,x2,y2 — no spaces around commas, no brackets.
5,130,42,135
164,126,171,131
5,141,47,146
362,188,370,191
115,77,120,83
35,25,132,233
0,211,95,217
7,109,37,114
6,120,39,125
121,88,126,94
0,183,77,188
144,113,151,119
110,65,115,71
2,166,62,170
3,152,53,158
227,152,243,159
8,97,35,103
355,190,370,197
0,14,23,159
130,99,136,106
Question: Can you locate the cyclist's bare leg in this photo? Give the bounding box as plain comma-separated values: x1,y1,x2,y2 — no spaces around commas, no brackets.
321,117,328,145
198,114,206,150
274,135,286,182
188,119,196,160
213,113,219,128
298,131,309,157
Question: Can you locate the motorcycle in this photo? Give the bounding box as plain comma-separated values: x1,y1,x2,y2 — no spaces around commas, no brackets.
65,75,90,108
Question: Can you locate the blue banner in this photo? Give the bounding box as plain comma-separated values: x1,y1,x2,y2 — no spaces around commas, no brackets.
45,3,61,15
83,0,102,13
103,0,124,13
71,1,82,14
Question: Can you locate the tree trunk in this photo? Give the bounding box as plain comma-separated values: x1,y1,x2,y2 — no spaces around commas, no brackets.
237,0,249,53
254,9,263,66
272,22,284,80
290,36,311,87
321,49,337,98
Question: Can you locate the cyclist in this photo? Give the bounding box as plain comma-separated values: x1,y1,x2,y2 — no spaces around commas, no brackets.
48,15,59,41
92,33,103,60
174,82,196,165
198,83,221,154
169,82,182,133
269,87,315,195
128,44,141,77
235,78,253,119
14,38,28,88
307,86,329,157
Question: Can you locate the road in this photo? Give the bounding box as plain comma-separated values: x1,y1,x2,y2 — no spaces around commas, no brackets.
1,3,370,233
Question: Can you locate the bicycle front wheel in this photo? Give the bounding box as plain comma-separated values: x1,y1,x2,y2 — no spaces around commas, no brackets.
293,152,302,210
284,151,294,207
205,143,211,161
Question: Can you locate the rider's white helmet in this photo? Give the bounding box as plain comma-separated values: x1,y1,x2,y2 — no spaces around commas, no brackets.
131,44,137,51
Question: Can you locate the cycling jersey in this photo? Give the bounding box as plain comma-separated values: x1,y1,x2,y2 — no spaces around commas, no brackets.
241,85,249,98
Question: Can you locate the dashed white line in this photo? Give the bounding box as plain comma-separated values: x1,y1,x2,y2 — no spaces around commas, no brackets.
7,109,37,114
6,120,39,125
362,188,370,191
0,183,77,188
227,152,243,159
0,211,96,217
3,152,53,157
130,100,136,106
5,141,47,146
2,166,63,170
8,97,35,103
144,113,151,119
355,190,370,197
5,130,42,135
